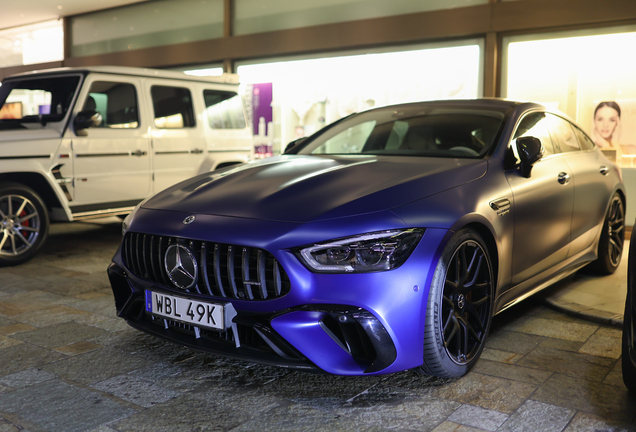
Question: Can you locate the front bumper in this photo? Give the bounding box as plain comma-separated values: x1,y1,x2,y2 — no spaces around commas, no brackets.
108,211,450,375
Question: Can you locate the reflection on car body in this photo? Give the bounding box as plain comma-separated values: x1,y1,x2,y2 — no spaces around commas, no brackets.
108,99,625,377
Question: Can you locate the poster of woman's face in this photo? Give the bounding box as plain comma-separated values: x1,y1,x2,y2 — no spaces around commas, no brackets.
592,101,621,148
591,100,636,165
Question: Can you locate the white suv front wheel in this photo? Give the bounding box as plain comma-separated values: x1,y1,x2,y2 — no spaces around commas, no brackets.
0,183,49,266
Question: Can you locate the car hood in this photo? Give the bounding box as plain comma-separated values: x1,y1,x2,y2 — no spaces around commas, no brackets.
145,155,487,223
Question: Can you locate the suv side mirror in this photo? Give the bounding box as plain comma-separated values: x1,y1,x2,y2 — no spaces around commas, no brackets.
74,110,102,135
516,136,544,178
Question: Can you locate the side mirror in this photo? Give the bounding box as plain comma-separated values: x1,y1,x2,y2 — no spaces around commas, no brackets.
74,110,102,135
284,137,306,154
516,136,544,178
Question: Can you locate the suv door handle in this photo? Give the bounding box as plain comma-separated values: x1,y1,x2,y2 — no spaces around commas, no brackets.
599,166,609,175
191,148,204,154
131,150,147,157
558,172,570,185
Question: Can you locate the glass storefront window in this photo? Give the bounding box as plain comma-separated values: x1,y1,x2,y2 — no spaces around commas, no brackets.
0,20,63,67
226,42,482,154
235,0,488,35
503,27,636,167
70,0,223,57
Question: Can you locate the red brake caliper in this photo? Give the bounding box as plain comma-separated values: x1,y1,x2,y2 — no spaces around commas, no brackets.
20,210,29,227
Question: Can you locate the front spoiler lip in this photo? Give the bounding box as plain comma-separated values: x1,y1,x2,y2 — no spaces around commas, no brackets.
122,316,321,372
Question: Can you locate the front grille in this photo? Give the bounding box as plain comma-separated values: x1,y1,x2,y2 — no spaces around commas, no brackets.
123,232,291,300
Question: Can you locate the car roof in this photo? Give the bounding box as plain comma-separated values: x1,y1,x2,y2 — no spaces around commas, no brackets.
4,65,239,85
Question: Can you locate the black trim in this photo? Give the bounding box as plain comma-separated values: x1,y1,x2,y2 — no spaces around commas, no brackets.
70,199,142,214
0,155,50,160
155,150,189,155
75,152,130,158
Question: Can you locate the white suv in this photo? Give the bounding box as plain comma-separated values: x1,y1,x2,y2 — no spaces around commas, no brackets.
0,66,253,265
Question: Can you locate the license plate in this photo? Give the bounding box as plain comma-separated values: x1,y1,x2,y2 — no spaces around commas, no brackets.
145,290,225,331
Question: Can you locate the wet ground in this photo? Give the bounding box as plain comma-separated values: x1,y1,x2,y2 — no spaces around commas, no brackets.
0,218,634,432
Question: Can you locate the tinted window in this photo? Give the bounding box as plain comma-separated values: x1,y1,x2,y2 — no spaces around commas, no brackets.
571,125,595,151
0,76,80,129
83,81,139,128
512,112,555,155
151,86,195,128
549,115,580,153
300,106,505,159
203,90,246,129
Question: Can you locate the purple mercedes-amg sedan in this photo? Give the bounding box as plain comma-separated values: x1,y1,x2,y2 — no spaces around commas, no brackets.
108,99,625,377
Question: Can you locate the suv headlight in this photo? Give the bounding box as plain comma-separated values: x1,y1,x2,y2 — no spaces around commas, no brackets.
297,229,423,273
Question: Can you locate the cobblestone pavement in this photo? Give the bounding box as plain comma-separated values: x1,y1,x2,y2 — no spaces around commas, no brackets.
0,219,635,432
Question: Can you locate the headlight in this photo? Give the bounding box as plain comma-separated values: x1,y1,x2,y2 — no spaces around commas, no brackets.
297,229,423,273
121,197,150,236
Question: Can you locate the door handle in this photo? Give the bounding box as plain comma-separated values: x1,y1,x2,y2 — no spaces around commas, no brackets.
191,148,204,154
599,166,609,175
131,150,147,157
558,172,570,185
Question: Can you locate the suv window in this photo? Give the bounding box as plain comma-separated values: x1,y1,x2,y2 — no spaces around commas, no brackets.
203,90,246,129
549,114,580,153
0,76,80,129
151,86,195,129
82,81,139,128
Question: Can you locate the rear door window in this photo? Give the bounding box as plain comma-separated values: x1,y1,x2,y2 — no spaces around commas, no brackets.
151,86,195,129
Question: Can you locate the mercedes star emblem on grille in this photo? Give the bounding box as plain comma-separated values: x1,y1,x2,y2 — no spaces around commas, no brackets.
164,244,198,289
183,215,195,224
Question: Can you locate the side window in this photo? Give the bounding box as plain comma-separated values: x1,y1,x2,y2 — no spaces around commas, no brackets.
151,86,195,129
82,81,139,128
512,112,555,156
549,114,580,153
203,90,246,129
571,125,596,151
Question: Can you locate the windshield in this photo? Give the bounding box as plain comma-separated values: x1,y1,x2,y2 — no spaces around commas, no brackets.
299,105,506,158
0,75,81,131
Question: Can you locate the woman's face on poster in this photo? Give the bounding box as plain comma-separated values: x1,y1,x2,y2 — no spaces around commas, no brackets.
594,106,620,140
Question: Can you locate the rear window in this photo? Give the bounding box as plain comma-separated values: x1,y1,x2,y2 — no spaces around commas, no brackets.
203,90,246,129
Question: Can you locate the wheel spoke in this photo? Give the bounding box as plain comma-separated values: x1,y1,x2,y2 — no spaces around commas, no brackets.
443,295,454,308
14,231,32,248
7,196,13,218
18,213,37,224
18,226,38,233
445,316,459,347
0,232,7,251
15,198,28,218
465,255,484,288
10,235,17,254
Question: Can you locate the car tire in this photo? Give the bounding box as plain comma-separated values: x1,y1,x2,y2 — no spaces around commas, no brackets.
0,183,49,266
623,233,636,394
418,229,494,378
623,291,636,394
587,193,625,275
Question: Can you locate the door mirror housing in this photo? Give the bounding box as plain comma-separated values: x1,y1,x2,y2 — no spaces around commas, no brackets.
74,110,102,135
516,136,544,178
284,137,307,154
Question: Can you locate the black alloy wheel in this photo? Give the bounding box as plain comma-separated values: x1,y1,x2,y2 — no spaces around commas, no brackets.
623,232,636,394
0,184,49,266
588,193,624,275
419,229,494,378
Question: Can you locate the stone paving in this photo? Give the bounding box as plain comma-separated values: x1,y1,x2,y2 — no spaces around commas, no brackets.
0,218,634,432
